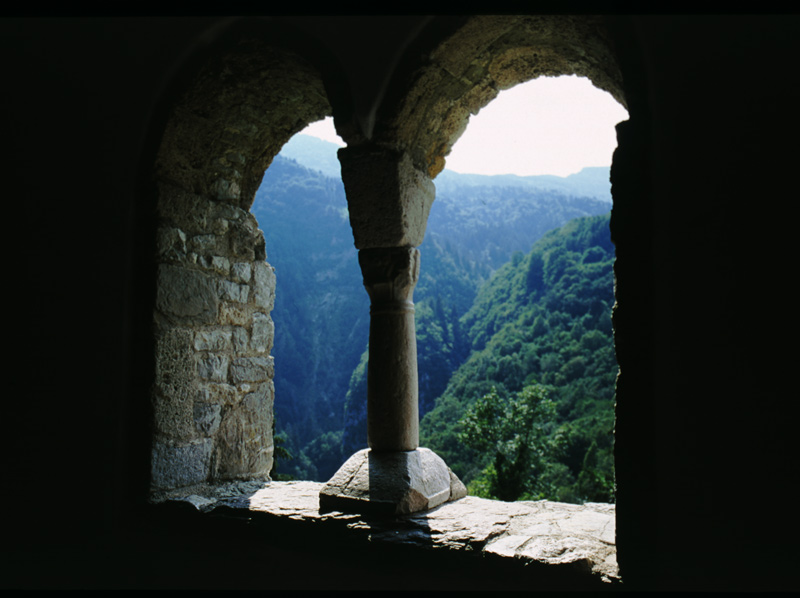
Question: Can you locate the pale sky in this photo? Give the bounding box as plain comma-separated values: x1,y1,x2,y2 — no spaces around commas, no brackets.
300,75,628,178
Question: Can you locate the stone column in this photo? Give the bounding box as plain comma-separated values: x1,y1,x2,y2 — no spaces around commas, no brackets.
360,246,420,452
319,144,466,514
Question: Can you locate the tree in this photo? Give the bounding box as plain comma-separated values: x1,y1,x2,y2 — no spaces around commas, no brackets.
270,418,295,481
458,384,558,501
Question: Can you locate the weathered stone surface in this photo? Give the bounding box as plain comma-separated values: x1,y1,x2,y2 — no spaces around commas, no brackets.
193,329,232,352
151,439,212,489
193,402,222,436
230,356,274,384
164,480,618,585
197,254,230,275
156,264,219,323
213,384,273,479
320,448,464,515
189,233,218,254
220,279,249,303
219,301,252,326
227,218,260,260
231,261,252,283
253,262,276,311
197,353,229,382
339,145,435,249
153,328,195,440
250,312,273,353
156,226,187,261
232,326,249,353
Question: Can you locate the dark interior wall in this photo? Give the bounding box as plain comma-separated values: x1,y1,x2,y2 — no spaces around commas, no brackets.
7,15,799,590
617,16,799,589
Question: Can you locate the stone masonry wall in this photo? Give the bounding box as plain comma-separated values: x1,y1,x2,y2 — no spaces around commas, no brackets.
151,181,277,490
148,36,331,493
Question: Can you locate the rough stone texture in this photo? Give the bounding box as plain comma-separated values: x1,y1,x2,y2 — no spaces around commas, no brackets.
253,261,276,312
213,383,274,480
155,41,331,211
152,328,196,441
151,439,213,490
152,189,277,489
320,448,466,515
148,37,333,494
339,145,435,249
163,481,618,586
156,264,219,324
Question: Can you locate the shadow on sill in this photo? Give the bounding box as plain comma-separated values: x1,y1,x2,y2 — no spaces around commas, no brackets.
152,479,619,590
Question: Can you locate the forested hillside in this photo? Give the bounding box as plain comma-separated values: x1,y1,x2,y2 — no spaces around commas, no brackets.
420,214,616,503
254,135,616,491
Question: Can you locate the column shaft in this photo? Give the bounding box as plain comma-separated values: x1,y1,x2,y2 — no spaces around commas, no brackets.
359,246,420,452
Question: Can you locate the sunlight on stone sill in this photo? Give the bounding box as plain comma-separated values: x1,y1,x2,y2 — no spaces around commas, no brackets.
154,480,618,585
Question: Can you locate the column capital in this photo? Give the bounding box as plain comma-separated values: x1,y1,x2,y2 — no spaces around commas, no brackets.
359,246,420,307
338,144,435,249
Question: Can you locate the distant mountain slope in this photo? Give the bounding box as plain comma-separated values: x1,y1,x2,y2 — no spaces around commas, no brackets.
278,134,343,179
434,167,612,203
250,155,368,481
279,134,612,202
419,213,617,504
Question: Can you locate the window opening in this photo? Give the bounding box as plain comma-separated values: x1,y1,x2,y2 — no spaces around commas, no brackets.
418,75,628,504
252,118,369,482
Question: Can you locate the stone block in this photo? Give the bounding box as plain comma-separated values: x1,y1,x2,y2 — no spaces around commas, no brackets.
232,326,249,353
194,402,222,436
211,177,241,201
153,328,196,440
198,382,240,407
194,329,232,352
197,353,229,382
156,264,219,324
231,262,252,283
253,262,276,311
151,439,212,490
189,233,218,254
250,312,274,353
219,302,251,326
230,356,274,384
339,145,435,249
156,226,187,261
220,279,249,303
213,384,273,480
319,448,465,515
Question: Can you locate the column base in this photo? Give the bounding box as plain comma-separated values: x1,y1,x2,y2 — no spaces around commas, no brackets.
319,447,467,515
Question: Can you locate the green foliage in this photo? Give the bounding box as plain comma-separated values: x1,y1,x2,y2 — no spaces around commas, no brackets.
459,384,558,501
421,213,617,504
270,418,295,481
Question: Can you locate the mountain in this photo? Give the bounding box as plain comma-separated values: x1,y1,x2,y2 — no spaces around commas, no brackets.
434,167,613,202
419,213,617,503
250,156,368,481
277,134,343,179
280,134,612,201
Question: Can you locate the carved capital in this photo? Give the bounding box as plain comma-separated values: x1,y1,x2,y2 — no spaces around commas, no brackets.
359,246,420,308
339,144,435,249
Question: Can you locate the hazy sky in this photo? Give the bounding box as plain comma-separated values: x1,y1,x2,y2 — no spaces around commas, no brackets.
300,75,628,178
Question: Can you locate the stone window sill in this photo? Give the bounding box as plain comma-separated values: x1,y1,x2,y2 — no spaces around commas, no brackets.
154,480,618,588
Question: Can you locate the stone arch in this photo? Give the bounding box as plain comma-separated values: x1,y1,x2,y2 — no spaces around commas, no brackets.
375,15,626,178
149,27,334,493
